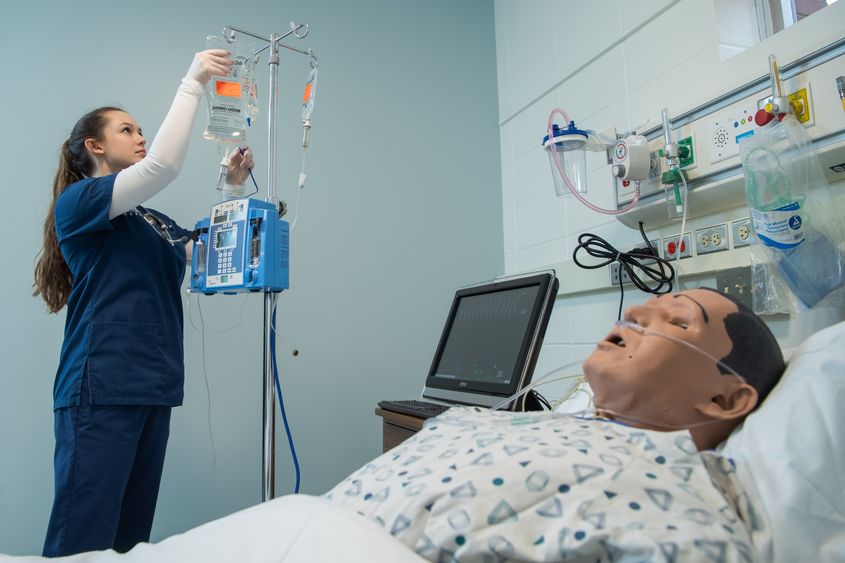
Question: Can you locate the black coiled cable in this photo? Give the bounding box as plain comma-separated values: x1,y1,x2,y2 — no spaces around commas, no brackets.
572,222,675,320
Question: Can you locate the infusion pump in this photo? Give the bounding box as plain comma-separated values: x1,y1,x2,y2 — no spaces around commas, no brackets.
190,198,290,294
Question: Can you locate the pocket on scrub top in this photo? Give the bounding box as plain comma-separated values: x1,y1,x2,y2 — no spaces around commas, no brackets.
87,321,166,401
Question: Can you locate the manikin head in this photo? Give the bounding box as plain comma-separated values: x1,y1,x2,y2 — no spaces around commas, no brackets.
583,288,785,450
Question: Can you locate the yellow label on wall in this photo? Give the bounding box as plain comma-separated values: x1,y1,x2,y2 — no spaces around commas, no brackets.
788,88,811,123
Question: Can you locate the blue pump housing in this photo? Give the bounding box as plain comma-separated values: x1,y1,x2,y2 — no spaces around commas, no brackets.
190,198,289,294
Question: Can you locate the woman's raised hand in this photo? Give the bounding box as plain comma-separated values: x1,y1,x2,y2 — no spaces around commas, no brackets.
186,49,234,85
226,147,255,186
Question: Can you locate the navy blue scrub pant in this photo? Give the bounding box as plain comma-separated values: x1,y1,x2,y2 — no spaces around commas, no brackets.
43,376,172,557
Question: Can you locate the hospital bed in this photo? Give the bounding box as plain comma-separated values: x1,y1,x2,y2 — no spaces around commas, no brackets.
2,321,842,562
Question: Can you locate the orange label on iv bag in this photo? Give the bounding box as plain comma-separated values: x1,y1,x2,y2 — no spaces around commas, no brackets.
216,80,242,97
303,82,313,104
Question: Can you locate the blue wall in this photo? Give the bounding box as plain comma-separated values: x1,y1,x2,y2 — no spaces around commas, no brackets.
0,0,501,555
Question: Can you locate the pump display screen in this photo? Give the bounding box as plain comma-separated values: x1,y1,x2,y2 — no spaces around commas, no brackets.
215,227,237,249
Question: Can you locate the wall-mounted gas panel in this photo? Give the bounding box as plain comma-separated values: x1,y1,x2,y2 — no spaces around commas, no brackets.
614,42,845,230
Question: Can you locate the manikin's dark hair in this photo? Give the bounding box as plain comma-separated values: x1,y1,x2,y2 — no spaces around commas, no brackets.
700,287,785,409
33,106,123,313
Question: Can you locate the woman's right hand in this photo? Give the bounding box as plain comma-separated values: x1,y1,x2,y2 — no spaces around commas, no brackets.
185,49,233,85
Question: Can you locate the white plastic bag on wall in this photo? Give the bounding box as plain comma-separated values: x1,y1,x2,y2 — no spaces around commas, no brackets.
740,115,845,314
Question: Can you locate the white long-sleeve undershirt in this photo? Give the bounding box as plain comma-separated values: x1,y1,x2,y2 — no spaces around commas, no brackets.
108,77,205,220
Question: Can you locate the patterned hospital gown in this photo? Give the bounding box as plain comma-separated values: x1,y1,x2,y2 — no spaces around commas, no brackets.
326,407,760,562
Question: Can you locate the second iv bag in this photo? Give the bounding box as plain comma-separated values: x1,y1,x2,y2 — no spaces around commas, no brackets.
204,35,256,143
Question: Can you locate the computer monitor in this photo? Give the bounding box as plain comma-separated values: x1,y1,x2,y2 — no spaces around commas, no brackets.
422,271,558,409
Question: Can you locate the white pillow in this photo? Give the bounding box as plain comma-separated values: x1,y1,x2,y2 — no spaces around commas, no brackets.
720,320,845,563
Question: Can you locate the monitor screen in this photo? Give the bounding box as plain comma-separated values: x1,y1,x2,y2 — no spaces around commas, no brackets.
423,272,558,405
432,285,540,386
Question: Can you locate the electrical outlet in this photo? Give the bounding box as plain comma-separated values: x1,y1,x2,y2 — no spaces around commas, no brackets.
609,262,631,285
608,240,660,285
731,218,752,248
695,224,729,255
664,232,692,259
716,266,753,309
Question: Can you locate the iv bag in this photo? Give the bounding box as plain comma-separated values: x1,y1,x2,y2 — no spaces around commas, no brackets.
203,35,255,143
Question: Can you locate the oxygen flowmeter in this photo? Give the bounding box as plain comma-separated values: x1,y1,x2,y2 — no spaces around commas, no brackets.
190,198,289,294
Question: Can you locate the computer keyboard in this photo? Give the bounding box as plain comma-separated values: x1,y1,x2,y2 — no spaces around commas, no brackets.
378,399,451,419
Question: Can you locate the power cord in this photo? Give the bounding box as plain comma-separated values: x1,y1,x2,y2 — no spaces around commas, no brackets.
572,221,675,320
521,389,552,411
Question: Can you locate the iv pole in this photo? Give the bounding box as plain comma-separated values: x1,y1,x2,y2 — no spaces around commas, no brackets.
221,22,312,502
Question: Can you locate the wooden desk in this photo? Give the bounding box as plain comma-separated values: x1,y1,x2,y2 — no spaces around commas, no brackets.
374,407,425,452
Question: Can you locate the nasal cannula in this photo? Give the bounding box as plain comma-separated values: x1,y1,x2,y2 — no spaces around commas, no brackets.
490,321,745,431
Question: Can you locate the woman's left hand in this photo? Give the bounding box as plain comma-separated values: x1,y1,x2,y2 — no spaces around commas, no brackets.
226,147,255,185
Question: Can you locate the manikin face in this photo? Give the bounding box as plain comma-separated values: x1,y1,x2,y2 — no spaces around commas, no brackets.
583,289,744,433
85,111,146,174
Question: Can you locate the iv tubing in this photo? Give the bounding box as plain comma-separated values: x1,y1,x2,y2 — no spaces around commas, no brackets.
570,406,744,431
193,294,217,513
491,321,745,427
547,108,640,215
674,168,689,292
491,359,585,411
271,303,301,493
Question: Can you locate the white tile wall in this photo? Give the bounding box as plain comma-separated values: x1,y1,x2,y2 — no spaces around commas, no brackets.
627,44,722,127
555,46,629,124
543,299,573,344
513,146,553,204
623,1,717,92
515,190,567,249
619,0,677,34
554,1,622,79
499,0,560,113
516,236,568,272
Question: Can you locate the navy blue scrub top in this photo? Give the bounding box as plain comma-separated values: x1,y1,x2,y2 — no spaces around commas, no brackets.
53,174,192,409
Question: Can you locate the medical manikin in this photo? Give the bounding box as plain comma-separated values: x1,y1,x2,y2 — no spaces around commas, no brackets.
584,287,784,450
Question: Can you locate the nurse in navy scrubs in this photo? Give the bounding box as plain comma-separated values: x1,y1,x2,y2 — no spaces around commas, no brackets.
32,49,254,557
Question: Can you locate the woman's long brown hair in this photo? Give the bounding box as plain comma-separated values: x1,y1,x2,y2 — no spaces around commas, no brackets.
33,107,122,313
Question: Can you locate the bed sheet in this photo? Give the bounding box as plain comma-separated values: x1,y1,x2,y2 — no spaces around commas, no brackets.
0,495,423,563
